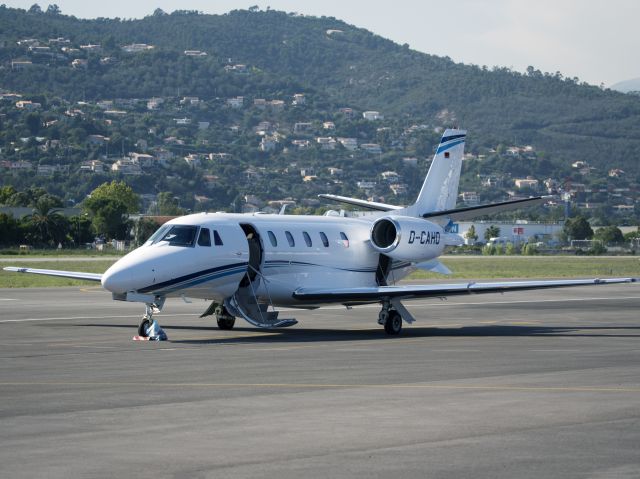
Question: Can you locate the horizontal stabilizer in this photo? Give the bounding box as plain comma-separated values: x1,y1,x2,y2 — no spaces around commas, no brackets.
423,196,550,221
318,194,403,212
293,277,637,304
3,266,103,282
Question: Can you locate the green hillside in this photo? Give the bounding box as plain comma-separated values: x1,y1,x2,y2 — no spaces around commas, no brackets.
0,6,638,221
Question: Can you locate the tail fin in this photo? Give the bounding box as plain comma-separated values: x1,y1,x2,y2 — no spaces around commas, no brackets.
408,128,466,216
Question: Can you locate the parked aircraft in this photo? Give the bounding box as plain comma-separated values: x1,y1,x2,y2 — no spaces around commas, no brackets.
5,129,636,336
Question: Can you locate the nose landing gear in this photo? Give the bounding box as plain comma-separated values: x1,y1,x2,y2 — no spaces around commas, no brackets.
137,299,166,340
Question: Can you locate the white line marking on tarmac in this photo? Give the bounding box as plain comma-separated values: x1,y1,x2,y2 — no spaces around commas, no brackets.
0,298,17,301
1,295,639,323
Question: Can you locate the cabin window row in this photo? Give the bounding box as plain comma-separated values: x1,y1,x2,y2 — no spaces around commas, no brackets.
267,230,348,248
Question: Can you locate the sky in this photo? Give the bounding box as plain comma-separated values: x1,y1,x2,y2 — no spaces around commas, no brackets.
3,0,638,86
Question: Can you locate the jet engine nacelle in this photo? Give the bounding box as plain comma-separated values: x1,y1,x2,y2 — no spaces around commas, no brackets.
369,216,446,262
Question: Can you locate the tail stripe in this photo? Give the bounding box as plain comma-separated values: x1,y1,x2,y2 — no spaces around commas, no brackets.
440,133,466,143
436,138,465,154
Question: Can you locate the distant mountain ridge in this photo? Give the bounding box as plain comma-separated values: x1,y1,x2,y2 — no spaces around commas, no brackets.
1,6,639,177
611,78,640,93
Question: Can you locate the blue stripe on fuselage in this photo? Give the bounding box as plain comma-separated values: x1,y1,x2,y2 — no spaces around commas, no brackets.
137,262,248,294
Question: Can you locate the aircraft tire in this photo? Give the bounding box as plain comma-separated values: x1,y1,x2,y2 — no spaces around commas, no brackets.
138,318,151,337
217,316,236,330
384,311,402,335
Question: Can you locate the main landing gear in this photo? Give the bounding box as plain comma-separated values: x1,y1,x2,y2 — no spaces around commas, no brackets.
378,302,402,335
199,302,237,330
215,305,236,330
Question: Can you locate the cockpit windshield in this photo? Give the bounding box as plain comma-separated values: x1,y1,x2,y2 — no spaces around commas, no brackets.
150,225,198,247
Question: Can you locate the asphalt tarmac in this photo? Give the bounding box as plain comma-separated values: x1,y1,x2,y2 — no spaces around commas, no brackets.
1,284,640,478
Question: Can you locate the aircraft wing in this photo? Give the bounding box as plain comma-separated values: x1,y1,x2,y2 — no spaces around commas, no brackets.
293,277,637,303
3,267,103,282
423,196,550,221
318,194,403,212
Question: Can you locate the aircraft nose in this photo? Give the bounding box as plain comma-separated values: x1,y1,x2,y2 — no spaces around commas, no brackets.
101,266,132,294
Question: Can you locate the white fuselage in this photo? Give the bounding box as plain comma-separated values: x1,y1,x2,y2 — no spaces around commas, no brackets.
101,212,445,307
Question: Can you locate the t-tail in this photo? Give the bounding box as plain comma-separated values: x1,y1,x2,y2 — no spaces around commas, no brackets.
319,127,547,220
405,128,466,218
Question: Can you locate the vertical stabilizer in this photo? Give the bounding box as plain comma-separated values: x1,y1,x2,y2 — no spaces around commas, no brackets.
406,129,466,217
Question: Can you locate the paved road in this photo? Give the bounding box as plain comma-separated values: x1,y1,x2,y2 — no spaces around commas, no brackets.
1,285,639,478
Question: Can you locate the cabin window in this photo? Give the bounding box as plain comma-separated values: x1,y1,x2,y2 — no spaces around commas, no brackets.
285,231,295,247
319,231,329,247
268,231,278,247
158,225,198,247
197,227,211,247
340,232,349,248
303,231,312,247
213,230,223,246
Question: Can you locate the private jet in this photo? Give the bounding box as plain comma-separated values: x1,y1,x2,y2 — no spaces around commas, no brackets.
5,129,637,337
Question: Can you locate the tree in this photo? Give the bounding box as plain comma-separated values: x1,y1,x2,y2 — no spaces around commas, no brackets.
24,197,68,247
28,4,42,14
83,182,140,240
563,216,593,241
484,225,500,242
156,192,185,215
25,113,42,136
133,217,159,246
45,4,61,14
0,213,21,246
464,225,478,244
83,196,130,240
86,181,139,213
0,186,17,205
593,225,624,245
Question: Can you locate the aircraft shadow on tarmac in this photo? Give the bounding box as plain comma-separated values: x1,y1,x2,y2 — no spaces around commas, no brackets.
79,323,640,344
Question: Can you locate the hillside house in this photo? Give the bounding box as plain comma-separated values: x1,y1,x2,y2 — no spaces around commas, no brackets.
381,171,399,182
269,100,285,111
323,121,335,130
316,137,336,150
184,154,203,168
11,61,33,70
122,43,154,53
88,134,109,145
460,191,480,205
130,153,160,168
337,137,358,151
390,184,408,195
294,122,313,133
361,143,382,154
80,44,102,53
111,159,142,175
291,139,311,149
253,98,267,109
226,96,244,109
184,50,207,57
72,59,88,69
224,64,248,73
15,100,41,110
79,160,105,173
514,178,539,189
147,98,164,110
362,111,383,121
292,93,306,105
260,136,278,152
